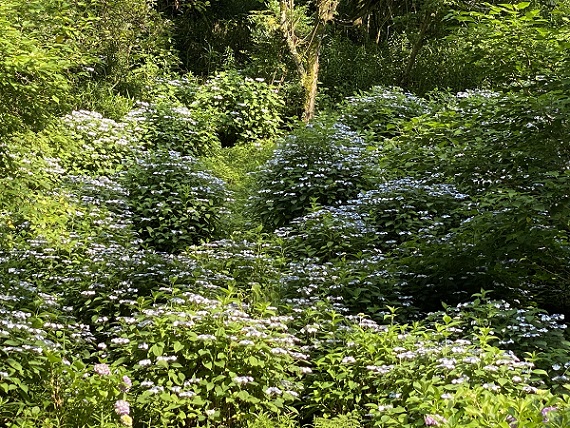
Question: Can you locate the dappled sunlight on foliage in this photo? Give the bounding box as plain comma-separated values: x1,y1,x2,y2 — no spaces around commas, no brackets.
3,0,570,426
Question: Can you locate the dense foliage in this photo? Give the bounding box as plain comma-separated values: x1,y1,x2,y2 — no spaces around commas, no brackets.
2,0,570,427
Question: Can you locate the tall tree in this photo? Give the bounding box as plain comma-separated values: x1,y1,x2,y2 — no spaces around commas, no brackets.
277,0,339,121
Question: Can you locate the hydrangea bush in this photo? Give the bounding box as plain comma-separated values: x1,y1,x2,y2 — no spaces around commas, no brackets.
107,292,307,427
55,110,143,176
126,101,220,157
2,76,570,428
248,121,379,230
122,150,231,252
340,86,432,139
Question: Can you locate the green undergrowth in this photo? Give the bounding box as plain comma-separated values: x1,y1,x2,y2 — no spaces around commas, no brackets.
1,81,570,427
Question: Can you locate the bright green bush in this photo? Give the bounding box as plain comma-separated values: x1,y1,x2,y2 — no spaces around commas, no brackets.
0,279,98,425
314,413,361,428
71,0,176,100
0,0,78,135
248,122,378,230
122,150,231,252
126,101,220,157
247,413,297,428
192,70,285,147
108,294,306,427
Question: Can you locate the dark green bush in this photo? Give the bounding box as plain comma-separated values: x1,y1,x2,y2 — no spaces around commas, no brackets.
275,206,376,261
279,256,408,320
319,38,399,102
372,88,570,315
382,89,570,196
340,86,431,139
347,179,469,251
400,191,570,315
122,150,231,252
248,122,378,230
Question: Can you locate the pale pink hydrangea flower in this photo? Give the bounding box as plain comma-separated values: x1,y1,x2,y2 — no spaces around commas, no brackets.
114,400,130,416
93,363,111,376
120,375,132,392
542,406,557,423
424,414,447,426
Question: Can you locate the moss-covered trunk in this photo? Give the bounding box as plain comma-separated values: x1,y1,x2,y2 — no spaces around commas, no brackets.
279,0,338,122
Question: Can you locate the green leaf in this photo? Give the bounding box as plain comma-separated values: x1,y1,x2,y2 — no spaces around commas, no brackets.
150,344,164,357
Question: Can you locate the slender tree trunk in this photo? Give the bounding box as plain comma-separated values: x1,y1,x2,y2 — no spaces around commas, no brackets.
302,45,320,122
399,12,433,88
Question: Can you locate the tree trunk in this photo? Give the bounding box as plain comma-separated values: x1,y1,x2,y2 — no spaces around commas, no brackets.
278,0,338,122
302,46,320,122
399,12,433,88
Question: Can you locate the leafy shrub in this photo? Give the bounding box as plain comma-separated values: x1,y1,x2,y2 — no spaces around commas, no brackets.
248,122,378,230
141,75,202,107
74,81,136,120
108,294,306,427
192,70,285,147
340,86,431,139
400,190,570,314
275,206,376,261
0,161,136,253
373,89,570,315
275,178,468,261
426,292,570,383
247,413,297,428
0,131,63,220
13,360,134,428
303,311,570,426
52,110,143,176
122,150,231,252
126,101,220,157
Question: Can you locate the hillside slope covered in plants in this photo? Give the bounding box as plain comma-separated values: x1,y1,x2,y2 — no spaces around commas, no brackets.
2,0,570,427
